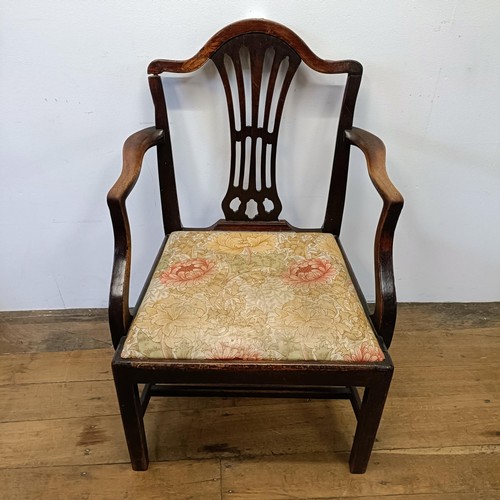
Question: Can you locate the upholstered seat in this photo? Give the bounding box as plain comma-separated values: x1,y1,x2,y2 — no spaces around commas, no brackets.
122,231,384,362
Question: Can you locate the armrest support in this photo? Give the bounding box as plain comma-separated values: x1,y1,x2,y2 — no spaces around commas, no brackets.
107,127,165,348
345,127,404,348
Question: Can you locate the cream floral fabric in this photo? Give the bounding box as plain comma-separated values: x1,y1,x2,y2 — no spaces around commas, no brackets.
122,231,384,362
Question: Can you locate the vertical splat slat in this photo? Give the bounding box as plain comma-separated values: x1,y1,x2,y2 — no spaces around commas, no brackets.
269,57,295,192
232,51,247,192
217,57,238,194
260,49,279,193
249,48,264,194
262,50,280,134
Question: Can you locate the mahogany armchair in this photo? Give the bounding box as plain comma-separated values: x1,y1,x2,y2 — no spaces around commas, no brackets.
107,19,403,474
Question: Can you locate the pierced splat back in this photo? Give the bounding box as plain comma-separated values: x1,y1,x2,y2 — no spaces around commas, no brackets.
212,35,300,221
147,19,362,234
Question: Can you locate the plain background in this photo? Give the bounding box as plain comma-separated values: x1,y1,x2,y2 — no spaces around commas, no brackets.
1,0,499,310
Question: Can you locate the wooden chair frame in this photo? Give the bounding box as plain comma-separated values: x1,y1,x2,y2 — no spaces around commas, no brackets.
108,19,403,474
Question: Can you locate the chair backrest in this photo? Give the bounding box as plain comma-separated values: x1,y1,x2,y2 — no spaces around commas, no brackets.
147,19,363,234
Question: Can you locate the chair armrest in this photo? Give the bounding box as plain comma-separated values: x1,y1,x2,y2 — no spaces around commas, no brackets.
107,127,165,348
345,127,404,348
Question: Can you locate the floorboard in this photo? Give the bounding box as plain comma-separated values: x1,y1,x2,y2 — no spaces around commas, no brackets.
0,461,221,500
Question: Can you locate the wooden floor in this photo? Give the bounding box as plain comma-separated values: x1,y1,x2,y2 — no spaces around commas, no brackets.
0,303,499,499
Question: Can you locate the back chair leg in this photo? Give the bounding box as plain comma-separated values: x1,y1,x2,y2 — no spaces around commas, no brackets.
349,376,392,473
113,376,149,471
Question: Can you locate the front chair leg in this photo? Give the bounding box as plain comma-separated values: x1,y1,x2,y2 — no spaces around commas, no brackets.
349,376,392,473
113,377,149,470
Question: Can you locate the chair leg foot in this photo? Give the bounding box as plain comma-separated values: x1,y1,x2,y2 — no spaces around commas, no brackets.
114,377,149,471
349,379,391,474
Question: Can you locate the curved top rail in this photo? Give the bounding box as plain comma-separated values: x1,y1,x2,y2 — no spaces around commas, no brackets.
147,18,362,76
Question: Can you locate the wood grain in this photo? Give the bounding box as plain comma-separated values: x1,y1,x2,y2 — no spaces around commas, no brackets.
0,461,221,500
220,452,500,499
0,379,315,422
2,391,498,467
0,309,110,354
0,348,112,385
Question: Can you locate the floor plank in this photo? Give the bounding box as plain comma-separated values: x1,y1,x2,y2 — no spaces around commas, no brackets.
0,309,111,353
220,452,500,499
2,374,497,423
0,349,113,386
0,379,263,422
396,302,500,332
0,461,221,500
1,391,499,468
390,327,500,368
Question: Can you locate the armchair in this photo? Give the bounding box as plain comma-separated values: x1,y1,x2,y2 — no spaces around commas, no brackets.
108,19,403,474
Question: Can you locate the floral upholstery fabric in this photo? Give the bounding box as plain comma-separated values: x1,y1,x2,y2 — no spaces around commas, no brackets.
121,231,384,362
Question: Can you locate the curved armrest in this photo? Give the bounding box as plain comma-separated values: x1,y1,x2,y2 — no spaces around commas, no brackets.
345,127,404,348
107,127,164,348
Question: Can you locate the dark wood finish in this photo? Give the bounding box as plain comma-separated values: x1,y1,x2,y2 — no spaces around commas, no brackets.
112,374,148,471
144,384,359,401
107,19,404,474
107,127,164,349
349,373,392,472
112,339,393,473
209,219,298,231
323,72,362,234
212,34,301,221
148,76,182,235
345,127,404,347
147,19,362,76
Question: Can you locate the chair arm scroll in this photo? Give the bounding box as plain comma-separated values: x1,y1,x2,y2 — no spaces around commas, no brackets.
107,127,165,348
345,127,404,348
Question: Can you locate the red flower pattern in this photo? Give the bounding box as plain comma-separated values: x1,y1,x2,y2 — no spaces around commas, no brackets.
284,258,337,284
160,258,214,284
344,343,384,362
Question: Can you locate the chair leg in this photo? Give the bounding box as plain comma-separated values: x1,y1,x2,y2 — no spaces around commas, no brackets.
113,377,149,471
349,377,391,474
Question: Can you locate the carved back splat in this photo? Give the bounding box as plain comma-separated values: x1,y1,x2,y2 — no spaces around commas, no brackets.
148,19,363,233
211,35,300,221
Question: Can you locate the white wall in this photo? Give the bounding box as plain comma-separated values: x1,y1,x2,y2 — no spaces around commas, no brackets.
1,0,499,310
